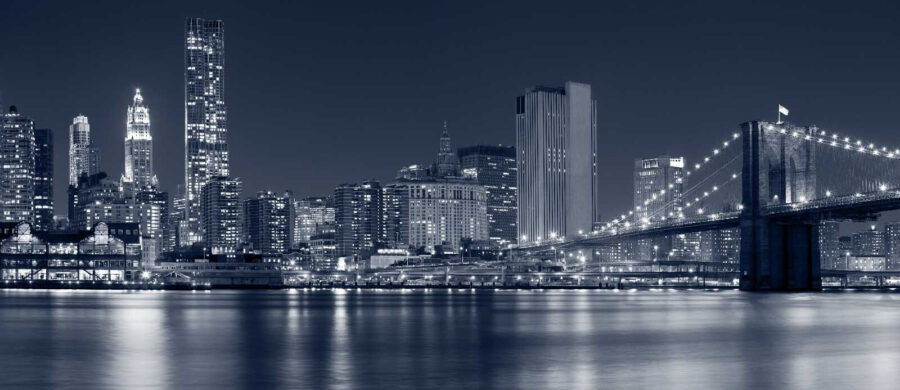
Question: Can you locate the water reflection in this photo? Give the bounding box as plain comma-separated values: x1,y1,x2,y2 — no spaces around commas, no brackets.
1,289,900,389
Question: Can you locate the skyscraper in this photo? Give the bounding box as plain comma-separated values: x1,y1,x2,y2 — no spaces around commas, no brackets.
200,177,241,254
334,181,382,260
634,156,684,222
885,222,900,270
185,17,228,244
293,197,335,246
434,121,459,177
819,221,841,270
33,128,54,230
68,115,100,186
124,88,155,191
516,82,599,243
458,145,517,246
0,106,35,223
852,225,884,256
243,191,292,254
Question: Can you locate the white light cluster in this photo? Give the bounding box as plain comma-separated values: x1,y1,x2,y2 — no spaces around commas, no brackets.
685,133,741,178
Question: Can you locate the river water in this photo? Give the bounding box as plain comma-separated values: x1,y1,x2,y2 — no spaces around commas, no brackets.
1,288,899,389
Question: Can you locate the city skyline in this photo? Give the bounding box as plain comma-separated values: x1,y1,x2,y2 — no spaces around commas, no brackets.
3,1,900,223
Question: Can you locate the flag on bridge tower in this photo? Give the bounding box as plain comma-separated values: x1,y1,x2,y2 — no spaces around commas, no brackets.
777,104,789,124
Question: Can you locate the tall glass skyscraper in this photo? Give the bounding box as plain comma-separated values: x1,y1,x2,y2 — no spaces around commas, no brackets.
185,17,229,243
34,128,54,230
515,82,599,243
0,106,36,223
68,115,100,186
124,88,155,190
458,145,517,246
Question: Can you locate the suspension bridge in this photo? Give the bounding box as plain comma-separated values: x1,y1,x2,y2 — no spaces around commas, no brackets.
516,120,900,291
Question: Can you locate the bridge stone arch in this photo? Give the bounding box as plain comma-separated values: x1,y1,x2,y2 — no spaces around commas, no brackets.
740,121,821,290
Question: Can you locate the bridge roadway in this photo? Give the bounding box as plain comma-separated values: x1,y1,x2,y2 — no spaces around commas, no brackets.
517,188,900,253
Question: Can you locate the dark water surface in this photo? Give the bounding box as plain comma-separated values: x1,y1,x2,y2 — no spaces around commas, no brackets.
1,288,899,389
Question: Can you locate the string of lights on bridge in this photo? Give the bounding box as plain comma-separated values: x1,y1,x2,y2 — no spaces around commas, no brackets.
595,132,742,234
771,123,900,160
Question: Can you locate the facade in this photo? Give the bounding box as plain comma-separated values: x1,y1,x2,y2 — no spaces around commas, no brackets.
516,82,599,243
458,145,517,247
699,228,740,263
69,173,122,230
851,226,884,256
243,191,292,254
334,181,382,260
0,106,35,224
292,196,335,246
819,221,841,270
434,121,459,177
634,156,684,222
69,115,100,186
184,18,229,244
382,180,489,253
34,128,53,230
124,89,155,191
200,177,242,254
1,221,142,281
885,222,900,271
309,232,337,270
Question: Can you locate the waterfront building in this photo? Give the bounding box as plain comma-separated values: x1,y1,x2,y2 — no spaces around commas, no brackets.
34,128,53,231
184,17,229,244
0,221,142,281
309,232,337,271
516,82,599,243
884,222,900,270
243,191,292,254
68,115,100,186
0,106,35,224
699,228,740,263
123,89,156,191
292,197,334,246
382,179,489,254
851,225,884,256
846,255,886,271
458,145,517,246
820,221,841,270
334,181,382,260
200,176,242,254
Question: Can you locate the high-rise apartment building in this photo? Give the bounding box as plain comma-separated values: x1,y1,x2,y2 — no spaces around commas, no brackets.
458,145,517,246
0,106,35,223
69,115,100,186
819,221,841,270
634,156,684,222
185,18,229,244
124,89,155,191
334,181,382,260
243,191,292,254
34,128,53,230
885,222,900,271
293,197,335,246
200,177,241,254
852,225,884,256
516,82,598,243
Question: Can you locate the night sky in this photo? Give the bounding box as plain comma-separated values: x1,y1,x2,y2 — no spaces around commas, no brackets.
1,0,899,221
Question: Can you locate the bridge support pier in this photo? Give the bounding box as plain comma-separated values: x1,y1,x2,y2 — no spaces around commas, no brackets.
740,120,821,291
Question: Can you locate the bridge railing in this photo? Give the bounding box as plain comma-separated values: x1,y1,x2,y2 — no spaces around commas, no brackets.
764,188,900,215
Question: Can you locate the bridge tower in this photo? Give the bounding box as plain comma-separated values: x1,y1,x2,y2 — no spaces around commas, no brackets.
740,121,821,290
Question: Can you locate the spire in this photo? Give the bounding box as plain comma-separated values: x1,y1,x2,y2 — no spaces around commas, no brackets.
435,120,459,177
133,88,143,104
